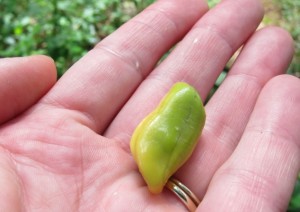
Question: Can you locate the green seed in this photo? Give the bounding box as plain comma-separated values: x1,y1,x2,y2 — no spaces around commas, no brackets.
130,82,206,194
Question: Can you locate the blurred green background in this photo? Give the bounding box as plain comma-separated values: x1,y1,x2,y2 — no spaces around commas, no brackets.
0,0,299,77
0,0,154,77
0,0,299,210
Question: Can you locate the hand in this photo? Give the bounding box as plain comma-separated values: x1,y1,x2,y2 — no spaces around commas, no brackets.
1,0,299,211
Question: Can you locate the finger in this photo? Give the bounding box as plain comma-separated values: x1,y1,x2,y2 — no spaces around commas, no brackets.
197,75,300,212
40,0,208,132
177,27,294,198
105,0,263,142
0,56,56,124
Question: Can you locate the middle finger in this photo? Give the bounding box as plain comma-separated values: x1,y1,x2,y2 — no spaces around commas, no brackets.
105,0,263,147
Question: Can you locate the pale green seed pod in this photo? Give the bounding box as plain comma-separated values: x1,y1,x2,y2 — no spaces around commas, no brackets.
130,82,206,194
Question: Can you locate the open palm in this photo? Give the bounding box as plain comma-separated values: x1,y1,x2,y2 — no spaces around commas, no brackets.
1,0,299,211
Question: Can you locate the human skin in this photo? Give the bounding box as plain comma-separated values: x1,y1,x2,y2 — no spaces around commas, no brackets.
0,0,299,211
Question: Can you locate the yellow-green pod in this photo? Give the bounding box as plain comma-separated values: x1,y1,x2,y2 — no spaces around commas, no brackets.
130,82,206,194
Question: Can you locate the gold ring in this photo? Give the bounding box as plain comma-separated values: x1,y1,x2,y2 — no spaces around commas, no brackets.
166,177,200,212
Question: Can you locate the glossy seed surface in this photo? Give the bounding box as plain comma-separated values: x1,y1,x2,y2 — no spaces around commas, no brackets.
130,82,206,194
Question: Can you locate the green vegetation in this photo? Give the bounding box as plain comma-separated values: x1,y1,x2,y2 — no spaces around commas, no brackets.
0,0,298,76
265,0,300,77
289,175,300,211
0,0,154,76
0,0,299,210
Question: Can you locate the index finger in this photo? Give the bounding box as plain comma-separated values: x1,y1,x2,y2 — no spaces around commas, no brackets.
39,0,208,132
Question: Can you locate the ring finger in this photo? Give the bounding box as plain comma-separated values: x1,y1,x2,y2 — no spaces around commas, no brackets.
197,75,300,211
177,26,294,199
